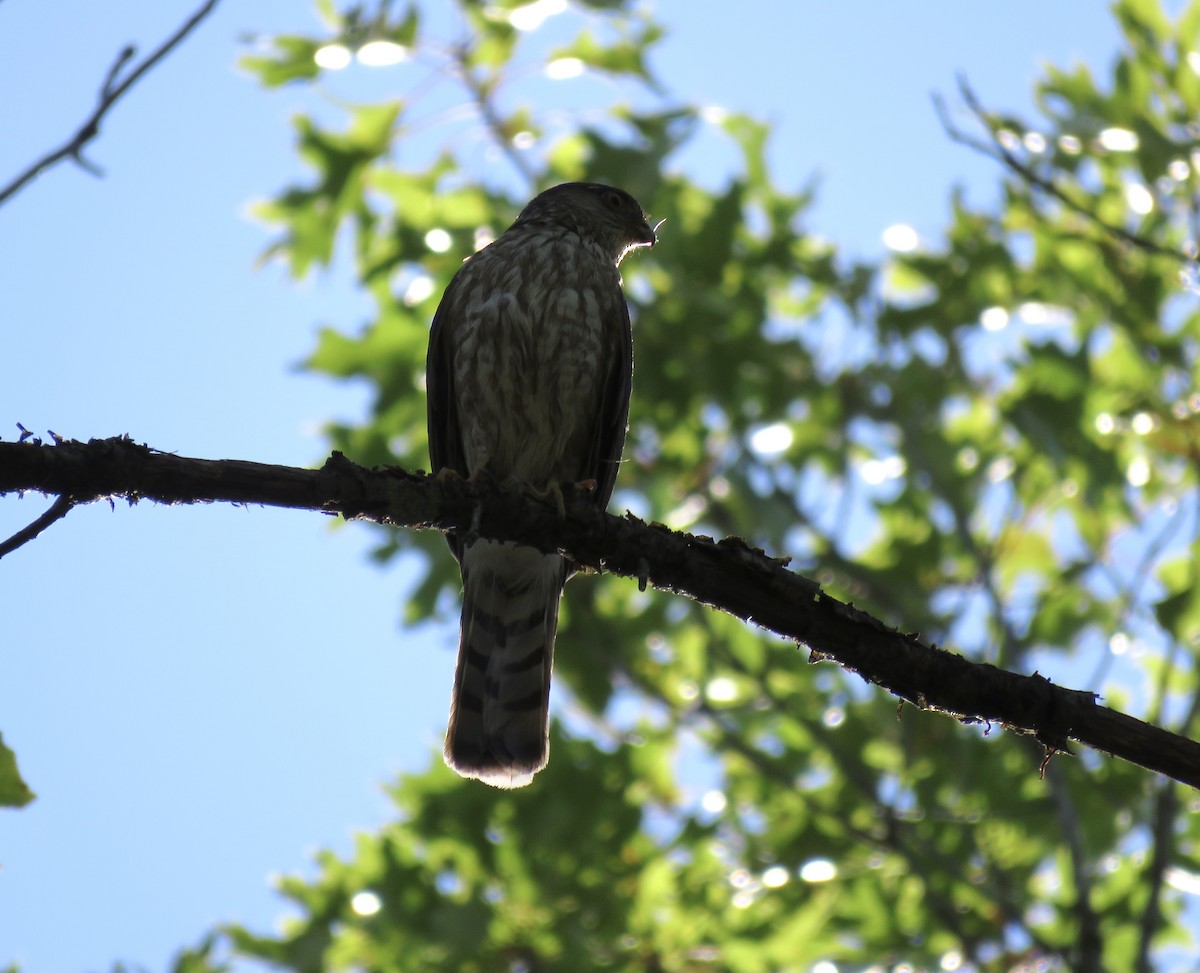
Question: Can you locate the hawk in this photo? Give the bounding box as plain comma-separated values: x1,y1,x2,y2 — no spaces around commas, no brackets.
426,182,657,788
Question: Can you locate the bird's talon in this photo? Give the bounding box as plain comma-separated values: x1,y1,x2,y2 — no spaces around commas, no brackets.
545,483,566,518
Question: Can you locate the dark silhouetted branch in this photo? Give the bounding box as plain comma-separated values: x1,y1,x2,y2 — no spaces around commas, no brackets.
0,0,220,208
0,494,74,558
2,433,1199,790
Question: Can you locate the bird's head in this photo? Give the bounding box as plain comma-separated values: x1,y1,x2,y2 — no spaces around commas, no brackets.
515,182,658,265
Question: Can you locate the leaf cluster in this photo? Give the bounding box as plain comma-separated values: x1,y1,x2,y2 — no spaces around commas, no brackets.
163,1,1200,970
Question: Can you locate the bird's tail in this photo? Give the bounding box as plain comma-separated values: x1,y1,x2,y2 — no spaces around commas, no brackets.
444,539,565,788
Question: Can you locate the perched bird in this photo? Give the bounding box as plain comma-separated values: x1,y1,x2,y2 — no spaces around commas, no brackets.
426,182,657,787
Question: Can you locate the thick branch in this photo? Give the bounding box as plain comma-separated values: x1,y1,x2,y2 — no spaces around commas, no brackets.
3,434,1199,789
0,0,220,208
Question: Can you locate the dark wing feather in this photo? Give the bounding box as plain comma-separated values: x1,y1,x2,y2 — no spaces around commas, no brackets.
426,282,468,560
583,295,634,511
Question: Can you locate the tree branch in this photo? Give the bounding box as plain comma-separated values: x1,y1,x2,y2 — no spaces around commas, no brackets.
0,494,74,557
0,0,220,208
934,75,1189,264
2,434,1199,789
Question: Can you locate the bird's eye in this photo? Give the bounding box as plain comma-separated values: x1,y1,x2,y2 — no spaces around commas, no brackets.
602,190,623,210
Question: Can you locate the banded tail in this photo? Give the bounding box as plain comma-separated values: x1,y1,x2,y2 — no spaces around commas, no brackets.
444,540,565,788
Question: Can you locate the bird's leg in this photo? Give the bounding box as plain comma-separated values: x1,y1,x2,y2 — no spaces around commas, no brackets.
449,463,495,546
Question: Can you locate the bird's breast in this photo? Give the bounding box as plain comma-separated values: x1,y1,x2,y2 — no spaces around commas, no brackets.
451,236,620,486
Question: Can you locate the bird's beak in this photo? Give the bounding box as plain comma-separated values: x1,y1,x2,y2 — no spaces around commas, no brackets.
639,216,663,248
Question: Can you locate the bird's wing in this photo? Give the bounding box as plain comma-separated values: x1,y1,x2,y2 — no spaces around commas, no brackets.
426,281,465,480
583,293,634,510
426,278,470,561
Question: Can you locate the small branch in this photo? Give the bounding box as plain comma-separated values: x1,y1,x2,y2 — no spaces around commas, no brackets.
1046,761,1104,971
934,75,1189,264
0,0,220,208
0,495,74,558
2,434,1200,789
450,40,538,189
1135,689,1199,972
1135,780,1179,973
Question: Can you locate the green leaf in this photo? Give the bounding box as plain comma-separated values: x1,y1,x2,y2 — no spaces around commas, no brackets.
0,732,34,808
238,36,322,87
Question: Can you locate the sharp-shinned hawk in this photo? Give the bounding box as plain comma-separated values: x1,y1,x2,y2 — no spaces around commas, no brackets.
426,182,656,787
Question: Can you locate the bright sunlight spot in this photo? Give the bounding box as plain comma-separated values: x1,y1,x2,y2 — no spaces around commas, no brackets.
882,223,919,252
1016,301,1071,328
357,40,408,66
1098,127,1139,152
351,891,382,916
545,57,584,80
800,859,838,883
1169,158,1191,181
403,274,435,306
705,676,739,703
314,43,352,70
1094,412,1115,435
1188,50,1200,76
509,0,566,31
1131,412,1157,435
749,421,793,457
1016,301,1049,324
812,963,839,973
474,226,495,251
1165,865,1200,895
1110,632,1130,656
762,866,790,888
980,306,1009,331
940,950,964,971
1126,455,1151,487
424,228,453,253
1125,182,1154,215
701,790,727,814
860,455,906,485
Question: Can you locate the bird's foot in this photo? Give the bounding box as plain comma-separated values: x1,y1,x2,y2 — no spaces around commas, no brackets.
529,481,567,518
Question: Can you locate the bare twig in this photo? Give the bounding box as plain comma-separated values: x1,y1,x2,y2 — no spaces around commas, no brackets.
0,494,74,558
450,42,538,189
1046,760,1105,971
1135,690,1200,972
0,0,220,208
934,75,1189,264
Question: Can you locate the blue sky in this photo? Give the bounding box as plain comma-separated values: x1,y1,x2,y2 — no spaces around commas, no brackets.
0,2,1130,970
